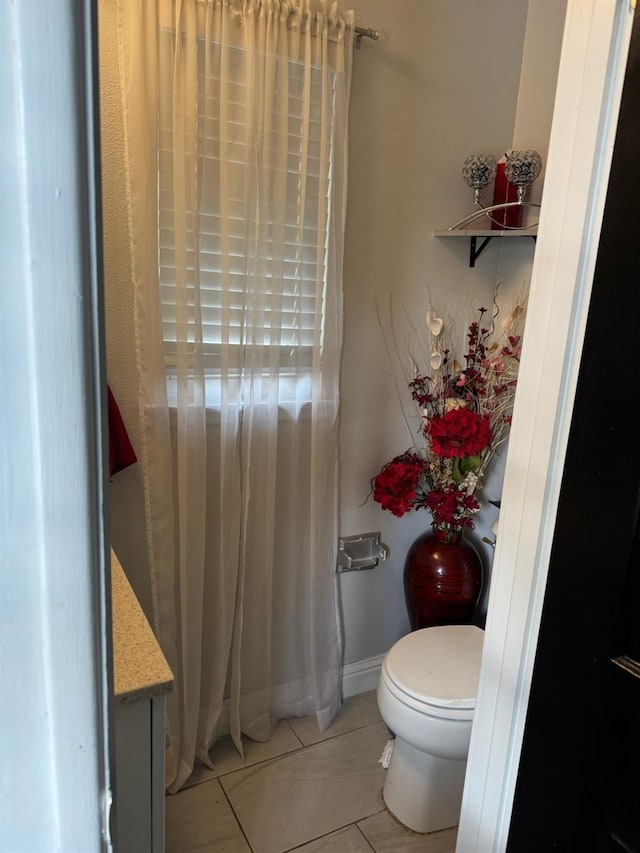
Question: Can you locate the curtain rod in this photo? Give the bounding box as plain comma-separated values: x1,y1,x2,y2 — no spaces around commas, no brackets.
285,10,380,47
354,26,381,47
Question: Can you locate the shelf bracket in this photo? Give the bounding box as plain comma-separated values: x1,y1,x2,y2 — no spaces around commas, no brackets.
469,234,536,267
469,235,492,267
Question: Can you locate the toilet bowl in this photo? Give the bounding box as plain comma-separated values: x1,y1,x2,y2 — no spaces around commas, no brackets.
376,624,484,834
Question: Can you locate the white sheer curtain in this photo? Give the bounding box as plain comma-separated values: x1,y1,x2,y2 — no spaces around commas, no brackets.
116,0,354,792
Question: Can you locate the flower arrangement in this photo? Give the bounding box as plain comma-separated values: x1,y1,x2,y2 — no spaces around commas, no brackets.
372,297,526,539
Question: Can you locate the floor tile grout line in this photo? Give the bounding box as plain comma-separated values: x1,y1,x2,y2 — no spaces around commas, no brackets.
284,718,306,749
282,717,386,752
179,716,384,791
217,774,256,852
211,718,388,785
182,743,304,790
226,789,388,853
167,700,388,853
166,704,459,853
215,726,388,853
353,821,377,852
278,816,381,853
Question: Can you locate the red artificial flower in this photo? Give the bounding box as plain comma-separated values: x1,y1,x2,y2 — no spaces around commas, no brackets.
373,453,425,518
371,302,523,531
409,375,433,408
428,408,492,458
426,488,459,525
426,487,480,528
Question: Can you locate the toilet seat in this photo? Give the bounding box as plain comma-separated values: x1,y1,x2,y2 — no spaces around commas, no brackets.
382,625,484,719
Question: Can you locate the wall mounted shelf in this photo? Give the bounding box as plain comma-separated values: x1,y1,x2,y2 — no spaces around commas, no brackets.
434,227,537,268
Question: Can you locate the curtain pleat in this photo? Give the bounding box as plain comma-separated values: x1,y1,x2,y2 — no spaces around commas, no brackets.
116,0,354,792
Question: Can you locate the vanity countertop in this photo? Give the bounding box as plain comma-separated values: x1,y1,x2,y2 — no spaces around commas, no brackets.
111,550,174,705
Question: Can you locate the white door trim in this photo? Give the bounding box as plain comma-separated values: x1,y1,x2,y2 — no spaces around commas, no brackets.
1,1,112,849
457,2,635,850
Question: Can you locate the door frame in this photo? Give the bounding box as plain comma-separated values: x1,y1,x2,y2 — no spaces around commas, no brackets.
1,1,113,849
457,2,635,850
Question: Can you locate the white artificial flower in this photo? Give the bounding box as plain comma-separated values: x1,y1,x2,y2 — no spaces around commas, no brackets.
465,473,478,495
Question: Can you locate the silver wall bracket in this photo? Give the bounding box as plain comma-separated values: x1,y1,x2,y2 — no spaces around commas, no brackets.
336,532,387,573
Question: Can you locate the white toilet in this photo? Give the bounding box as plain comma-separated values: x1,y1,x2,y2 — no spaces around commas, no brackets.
376,624,484,834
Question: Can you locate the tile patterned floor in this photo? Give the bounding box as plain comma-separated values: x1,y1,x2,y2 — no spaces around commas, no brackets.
165,691,458,853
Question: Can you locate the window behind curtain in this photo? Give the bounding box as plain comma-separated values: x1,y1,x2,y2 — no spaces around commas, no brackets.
157,34,336,402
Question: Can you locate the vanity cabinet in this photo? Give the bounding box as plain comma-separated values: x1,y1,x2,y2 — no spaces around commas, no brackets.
111,552,174,853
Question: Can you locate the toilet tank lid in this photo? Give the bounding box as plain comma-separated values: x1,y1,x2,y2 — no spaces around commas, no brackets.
384,625,484,709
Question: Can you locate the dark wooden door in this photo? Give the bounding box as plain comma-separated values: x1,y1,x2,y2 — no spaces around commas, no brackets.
507,10,640,852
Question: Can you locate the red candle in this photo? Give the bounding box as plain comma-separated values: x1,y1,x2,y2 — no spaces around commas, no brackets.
491,158,522,229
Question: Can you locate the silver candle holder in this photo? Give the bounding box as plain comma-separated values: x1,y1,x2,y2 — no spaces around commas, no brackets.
461,154,497,205
450,149,542,231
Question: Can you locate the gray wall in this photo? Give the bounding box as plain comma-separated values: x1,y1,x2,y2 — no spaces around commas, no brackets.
99,0,566,669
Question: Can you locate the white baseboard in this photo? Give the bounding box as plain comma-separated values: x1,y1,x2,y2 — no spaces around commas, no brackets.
341,654,384,699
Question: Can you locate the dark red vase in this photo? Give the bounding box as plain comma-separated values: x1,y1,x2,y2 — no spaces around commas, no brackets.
403,526,483,630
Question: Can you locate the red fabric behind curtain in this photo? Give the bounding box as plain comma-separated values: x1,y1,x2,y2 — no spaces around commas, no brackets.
107,386,137,477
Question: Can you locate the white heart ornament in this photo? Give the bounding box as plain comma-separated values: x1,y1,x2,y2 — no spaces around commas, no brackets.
426,310,444,337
